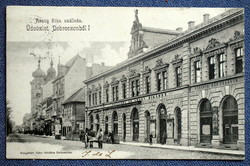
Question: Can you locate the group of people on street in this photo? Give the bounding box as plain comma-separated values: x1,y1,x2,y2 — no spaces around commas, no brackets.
79,128,104,149
79,129,117,149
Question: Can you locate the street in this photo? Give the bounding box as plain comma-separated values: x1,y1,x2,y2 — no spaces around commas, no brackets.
6,133,243,159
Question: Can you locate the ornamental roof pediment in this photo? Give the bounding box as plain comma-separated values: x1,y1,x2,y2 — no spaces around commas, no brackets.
120,74,127,82
171,54,183,65
110,77,119,85
229,31,244,41
205,38,221,50
142,66,151,74
104,81,109,88
153,58,169,71
129,69,140,79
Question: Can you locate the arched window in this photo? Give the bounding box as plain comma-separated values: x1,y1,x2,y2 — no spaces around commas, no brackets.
112,111,118,135
132,108,139,141
222,96,238,144
200,99,212,143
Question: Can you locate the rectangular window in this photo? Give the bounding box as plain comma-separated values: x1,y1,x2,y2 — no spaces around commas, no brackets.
162,71,167,90
176,67,182,87
157,73,161,91
106,88,109,103
131,81,135,97
235,47,243,74
112,86,115,101
145,76,150,94
195,61,201,83
136,80,140,96
218,53,226,78
95,93,97,105
92,93,95,105
122,83,126,99
99,91,102,104
115,86,119,101
89,94,91,106
208,56,215,80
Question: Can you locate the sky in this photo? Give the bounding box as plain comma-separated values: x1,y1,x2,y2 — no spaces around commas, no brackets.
6,6,230,125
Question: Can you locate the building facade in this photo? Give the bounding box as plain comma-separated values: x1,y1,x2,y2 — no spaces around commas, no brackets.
84,9,244,150
62,87,85,140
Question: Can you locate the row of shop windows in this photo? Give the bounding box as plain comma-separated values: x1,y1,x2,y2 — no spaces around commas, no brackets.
89,95,239,145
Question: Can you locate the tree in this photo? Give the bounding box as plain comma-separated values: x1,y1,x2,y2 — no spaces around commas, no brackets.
6,100,13,135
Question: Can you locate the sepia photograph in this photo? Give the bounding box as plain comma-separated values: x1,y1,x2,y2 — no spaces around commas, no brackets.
6,6,245,159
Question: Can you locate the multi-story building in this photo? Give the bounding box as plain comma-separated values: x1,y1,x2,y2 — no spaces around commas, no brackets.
84,9,244,150
62,87,85,140
52,55,112,138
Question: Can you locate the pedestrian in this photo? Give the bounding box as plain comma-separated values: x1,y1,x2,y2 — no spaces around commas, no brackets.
161,132,166,145
110,131,114,144
85,128,89,148
149,133,153,145
98,129,104,149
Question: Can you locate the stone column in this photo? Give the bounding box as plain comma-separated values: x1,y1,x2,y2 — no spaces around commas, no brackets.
182,43,191,85
211,106,220,148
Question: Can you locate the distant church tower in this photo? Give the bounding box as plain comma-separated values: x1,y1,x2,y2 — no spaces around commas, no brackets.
30,58,46,115
46,59,56,82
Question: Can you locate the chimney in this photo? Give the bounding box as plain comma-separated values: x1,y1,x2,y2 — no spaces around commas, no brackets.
188,21,195,29
203,14,210,24
101,62,105,66
176,27,183,32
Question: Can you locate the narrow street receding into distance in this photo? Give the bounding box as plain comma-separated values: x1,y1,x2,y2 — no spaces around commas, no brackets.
6,133,243,159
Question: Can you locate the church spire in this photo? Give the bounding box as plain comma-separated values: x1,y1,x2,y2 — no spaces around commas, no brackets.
50,58,53,67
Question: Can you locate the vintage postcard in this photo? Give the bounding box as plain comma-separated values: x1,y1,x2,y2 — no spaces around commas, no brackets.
6,6,245,159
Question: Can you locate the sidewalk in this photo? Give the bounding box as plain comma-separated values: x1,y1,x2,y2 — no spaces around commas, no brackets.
120,141,245,156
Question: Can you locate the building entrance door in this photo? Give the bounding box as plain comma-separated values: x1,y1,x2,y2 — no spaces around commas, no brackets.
160,119,166,143
222,96,238,144
200,117,212,143
176,108,182,143
113,123,118,135
145,111,150,142
200,99,213,143
112,111,118,135
133,121,139,141
223,116,238,144
123,114,126,141
132,108,139,141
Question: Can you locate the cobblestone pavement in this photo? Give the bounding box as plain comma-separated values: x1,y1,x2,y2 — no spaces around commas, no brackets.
6,133,244,160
